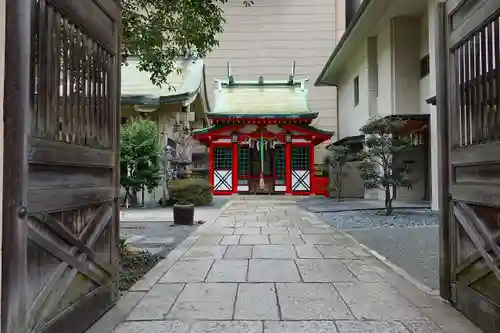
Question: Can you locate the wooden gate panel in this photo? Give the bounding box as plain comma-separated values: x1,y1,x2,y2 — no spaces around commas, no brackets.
442,1,500,332
2,0,121,332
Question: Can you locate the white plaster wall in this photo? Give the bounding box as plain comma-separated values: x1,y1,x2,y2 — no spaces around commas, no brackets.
337,46,369,139
392,17,421,116
426,0,440,211
376,21,393,117
0,0,5,300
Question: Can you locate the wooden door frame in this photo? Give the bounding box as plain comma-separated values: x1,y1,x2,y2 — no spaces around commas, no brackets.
436,0,452,302
2,1,122,332
437,1,500,331
2,1,31,332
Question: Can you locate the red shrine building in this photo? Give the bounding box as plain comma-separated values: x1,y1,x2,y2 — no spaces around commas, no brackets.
192,71,334,195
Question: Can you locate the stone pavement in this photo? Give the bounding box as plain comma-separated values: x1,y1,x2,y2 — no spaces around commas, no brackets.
89,199,482,333
119,206,224,256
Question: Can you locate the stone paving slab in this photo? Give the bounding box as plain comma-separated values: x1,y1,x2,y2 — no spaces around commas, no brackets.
264,321,337,333
335,282,424,321
276,283,354,320
252,245,296,259
294,244,323,258
191,321,263,333
167,283,237,320
234,283,280,320
247,259,301,282
224,245,253,259
206,260,248,282
295,259,357,282
160,259,214,283
126,284,184,321
88,199,483,333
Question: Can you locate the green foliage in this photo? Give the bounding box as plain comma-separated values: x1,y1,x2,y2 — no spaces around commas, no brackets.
325,144,349,201
118,238,161,290
357,117,415,215
122,0,253,87
120,118,162,199
169,178,213,206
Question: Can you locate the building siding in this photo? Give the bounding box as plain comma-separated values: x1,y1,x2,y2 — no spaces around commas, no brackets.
333,2,442,208
337,46,369,139
205,0,339,163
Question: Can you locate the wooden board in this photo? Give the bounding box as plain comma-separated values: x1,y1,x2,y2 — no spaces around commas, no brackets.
2,1,121,332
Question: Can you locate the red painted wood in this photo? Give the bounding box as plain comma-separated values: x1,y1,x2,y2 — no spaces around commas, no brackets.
232,143,238,193
211,142,233,195
210,117,314,124
313,177,329,196
285,142,292,194
310,142,315,195
208,144,213,187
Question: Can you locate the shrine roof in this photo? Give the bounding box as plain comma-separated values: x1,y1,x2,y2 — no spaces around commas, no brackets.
191,122,334,139
208,78,317,119
121,57,205,106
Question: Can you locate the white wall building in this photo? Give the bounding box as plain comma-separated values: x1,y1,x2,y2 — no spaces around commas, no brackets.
317,0,442,210
205,0,342,164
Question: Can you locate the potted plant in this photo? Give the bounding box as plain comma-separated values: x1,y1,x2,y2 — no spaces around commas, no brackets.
169,177,213,225
173,199,195,225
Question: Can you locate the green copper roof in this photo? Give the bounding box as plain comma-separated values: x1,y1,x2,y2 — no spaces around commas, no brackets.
121,57,204,106
210,79,316,118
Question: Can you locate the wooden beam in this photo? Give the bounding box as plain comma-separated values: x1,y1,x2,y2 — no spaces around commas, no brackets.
2,0,32,331
435,1,452,301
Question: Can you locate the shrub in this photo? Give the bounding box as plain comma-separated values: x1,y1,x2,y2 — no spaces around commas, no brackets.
169,178,213,206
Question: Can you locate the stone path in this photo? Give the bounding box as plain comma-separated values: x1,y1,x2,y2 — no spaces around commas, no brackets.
119,206,223,256
89,199,481,333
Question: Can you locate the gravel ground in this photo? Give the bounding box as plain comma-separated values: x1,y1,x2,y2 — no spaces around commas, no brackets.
319,209,440,291
321,209,439,229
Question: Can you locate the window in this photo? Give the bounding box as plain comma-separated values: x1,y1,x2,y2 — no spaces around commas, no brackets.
354,76,360,106
275,145,286,184
214,147,232,169
238,146,249,184
420,54,430,78
291,146,310,170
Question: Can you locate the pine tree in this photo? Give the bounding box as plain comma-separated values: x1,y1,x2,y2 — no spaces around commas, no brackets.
325,144,349,202
358,117,414,215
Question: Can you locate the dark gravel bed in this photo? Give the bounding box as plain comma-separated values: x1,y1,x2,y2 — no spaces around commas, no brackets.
316,209,440,291
320,209,439,230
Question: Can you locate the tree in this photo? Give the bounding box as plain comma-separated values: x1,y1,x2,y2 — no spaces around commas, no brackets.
358,117,414,215
120,118,162,206
325,144,349,202
122,0,254,86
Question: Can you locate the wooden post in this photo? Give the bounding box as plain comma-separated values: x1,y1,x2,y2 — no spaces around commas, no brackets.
232,142,238,193
2,0,31,331
309,142,315,195
436,1,451,301
208,144,213,188
285,142,292,194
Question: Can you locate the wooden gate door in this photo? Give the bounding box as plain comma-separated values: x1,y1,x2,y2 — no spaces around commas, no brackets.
2,1,121,332
439,1,500,332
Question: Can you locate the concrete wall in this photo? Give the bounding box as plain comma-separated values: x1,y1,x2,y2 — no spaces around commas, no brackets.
392,17,421,116
376,21,393,117
425,1,440,211
205,0,339,163
328,161,365,199
0,0,5,300
337,46,369,139
334,1,441,209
